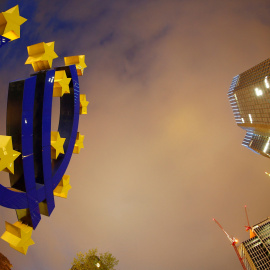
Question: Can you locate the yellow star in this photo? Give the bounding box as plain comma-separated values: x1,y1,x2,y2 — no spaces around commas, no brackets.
53,70,71,97
73,132,84,154
25,41,58,72
80,94,89,115
0,135,20,174
53,175,71,198
64,55,87,76
0,5,27,41
1,221,34,255
51,131,65,159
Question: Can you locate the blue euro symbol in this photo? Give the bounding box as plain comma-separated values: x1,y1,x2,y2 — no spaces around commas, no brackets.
0,65,79,229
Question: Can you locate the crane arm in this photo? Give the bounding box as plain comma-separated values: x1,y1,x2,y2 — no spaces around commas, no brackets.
213,218,247,270
213,218,233,244
244,205,251,231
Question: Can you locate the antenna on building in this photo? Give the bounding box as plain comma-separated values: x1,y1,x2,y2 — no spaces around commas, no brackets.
244,205,255,239
213,218,247,270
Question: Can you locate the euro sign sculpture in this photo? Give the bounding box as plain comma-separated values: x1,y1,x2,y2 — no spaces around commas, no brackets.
0,41,89,254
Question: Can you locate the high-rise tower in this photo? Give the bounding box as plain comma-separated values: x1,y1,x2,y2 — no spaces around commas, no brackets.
228,59,270,158
238,218,270,269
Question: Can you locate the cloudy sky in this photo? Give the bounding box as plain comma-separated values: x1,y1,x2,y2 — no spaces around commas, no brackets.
1,0,270,269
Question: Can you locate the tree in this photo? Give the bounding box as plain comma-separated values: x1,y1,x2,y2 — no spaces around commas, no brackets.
0,252,12,270
70,248,119,270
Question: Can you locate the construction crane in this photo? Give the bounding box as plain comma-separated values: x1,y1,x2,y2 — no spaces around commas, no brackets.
213,218,247,270
244,205,251,232
244,205,255,239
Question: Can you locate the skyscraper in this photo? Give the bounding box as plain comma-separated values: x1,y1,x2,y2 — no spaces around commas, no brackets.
238,218,270,270
228,59,270,158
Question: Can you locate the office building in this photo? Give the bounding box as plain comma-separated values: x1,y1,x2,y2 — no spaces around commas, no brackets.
228,59,270,158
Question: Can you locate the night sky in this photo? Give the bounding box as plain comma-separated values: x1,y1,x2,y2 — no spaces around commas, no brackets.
0,0,270,269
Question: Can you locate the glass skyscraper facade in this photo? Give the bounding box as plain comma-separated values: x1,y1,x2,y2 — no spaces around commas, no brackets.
238,218,270,270
228,59,270,157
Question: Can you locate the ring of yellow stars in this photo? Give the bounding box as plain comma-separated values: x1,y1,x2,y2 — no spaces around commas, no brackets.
64,55,87,76
0,135,20,174
51,131,66,159
0,5,27,41
25,41,58,72
53,175,71,198
53,70,71,97
73,132,84,154
80,94,89,115
1,221,34,255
